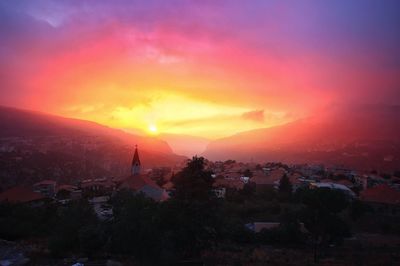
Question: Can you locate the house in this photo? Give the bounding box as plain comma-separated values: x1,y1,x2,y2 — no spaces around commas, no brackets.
360,184,400,215
33,180,57,198
0,186,46,205
88,196,113,220
273,173,308,192
245,222,308,233
213,177,244,190
119,145,169,201
309,182,356,198
56,184,79,202
80,178,115,196
321,178,355,189
213,187,226,198
252,168,286,192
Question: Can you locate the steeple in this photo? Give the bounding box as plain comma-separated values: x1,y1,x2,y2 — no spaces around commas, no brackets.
131,145,141,176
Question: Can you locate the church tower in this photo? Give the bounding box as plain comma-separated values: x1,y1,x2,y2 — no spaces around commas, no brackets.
131,145,141,176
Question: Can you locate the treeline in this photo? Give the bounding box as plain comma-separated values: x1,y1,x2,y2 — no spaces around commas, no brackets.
0,157,366,264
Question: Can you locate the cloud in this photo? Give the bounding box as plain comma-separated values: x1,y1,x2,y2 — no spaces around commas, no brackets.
241,110,264,122
0,0,399,137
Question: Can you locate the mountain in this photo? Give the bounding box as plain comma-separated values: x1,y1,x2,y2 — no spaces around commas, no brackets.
0,106,173,153
0,106,185,188
159,133,210,157
203,105,400,171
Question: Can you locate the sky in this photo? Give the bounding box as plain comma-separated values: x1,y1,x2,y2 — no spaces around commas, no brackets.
1,0,399,139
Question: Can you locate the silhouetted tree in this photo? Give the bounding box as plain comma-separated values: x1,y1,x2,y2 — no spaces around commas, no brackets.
243,169,253,178
296,187,350,263
48,200,99,256
108,191,163,262
172,156,214,201
278,174,292,201
169,156,221,258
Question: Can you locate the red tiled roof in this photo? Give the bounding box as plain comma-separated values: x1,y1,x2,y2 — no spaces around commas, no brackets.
120,175,168,201
253,168,286,184
213,178,244,189
0,186,46,203
34,180,56,186
162,181,174,190
56,184,77,192
121,175,160,191
80,180,114,188
360,184,400,205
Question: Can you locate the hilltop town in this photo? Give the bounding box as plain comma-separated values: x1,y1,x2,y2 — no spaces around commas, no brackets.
1,146,400,265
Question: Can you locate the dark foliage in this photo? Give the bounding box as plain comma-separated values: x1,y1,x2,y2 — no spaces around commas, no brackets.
278,174,292,201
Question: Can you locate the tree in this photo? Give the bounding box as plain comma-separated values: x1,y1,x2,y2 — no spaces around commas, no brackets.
169,156,221,258
172,156,214,201
48,200,99,256
243,169,253,178
296,187,350,263
108,191,164,262
278,174,292,201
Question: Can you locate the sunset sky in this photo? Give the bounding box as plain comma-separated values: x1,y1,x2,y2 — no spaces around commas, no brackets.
1,0,399,138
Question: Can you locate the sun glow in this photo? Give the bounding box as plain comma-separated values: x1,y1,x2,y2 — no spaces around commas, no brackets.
148,124,158,135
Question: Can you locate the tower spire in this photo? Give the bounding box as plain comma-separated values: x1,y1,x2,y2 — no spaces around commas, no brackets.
131,145,141,176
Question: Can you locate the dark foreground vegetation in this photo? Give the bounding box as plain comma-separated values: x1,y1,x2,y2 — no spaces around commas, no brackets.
1,157,399,265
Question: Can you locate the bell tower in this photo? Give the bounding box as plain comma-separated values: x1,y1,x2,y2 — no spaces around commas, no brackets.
131,145,141,176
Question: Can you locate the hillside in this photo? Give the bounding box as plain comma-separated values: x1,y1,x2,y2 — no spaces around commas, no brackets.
159,133,210,157
203,105,400,171
0,106,185,188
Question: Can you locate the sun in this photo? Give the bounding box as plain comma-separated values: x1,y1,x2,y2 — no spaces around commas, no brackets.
148,124,158,135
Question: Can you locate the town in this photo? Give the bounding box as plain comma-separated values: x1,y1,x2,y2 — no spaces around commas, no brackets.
1,145,399,265
1,1,400,264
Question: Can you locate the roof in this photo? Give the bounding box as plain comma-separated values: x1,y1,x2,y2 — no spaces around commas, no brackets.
311,182,351,191
322,179,354,187
310,182,356,197
360,184,400,205
56,184,77,192
33,180,56,186
288,173,304,185
252,168,286,185
246,222,308,233
131,145,141,166
122,175,159,190
0,186,46,203
162,181,174,190
246,222,280,232
213,178,244,190
120,175,168,201
80,180,114,189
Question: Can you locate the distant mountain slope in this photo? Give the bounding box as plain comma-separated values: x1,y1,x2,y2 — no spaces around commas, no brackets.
203,105,400,171
0,106,185,188
0,105,173,154
159,133,209,157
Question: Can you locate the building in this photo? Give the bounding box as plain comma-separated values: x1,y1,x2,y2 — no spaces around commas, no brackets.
252,168,286,192
0,186,46,205
360,184,400,215
120,145,169,201
309,182,356,198
80,178,115,196
245,222,308,233
131,144,141,176
56,184,80,202
33,180,57,198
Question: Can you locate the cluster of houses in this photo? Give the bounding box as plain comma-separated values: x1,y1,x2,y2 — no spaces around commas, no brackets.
205,160,400,216
1,150,400,220
0,146,169,219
